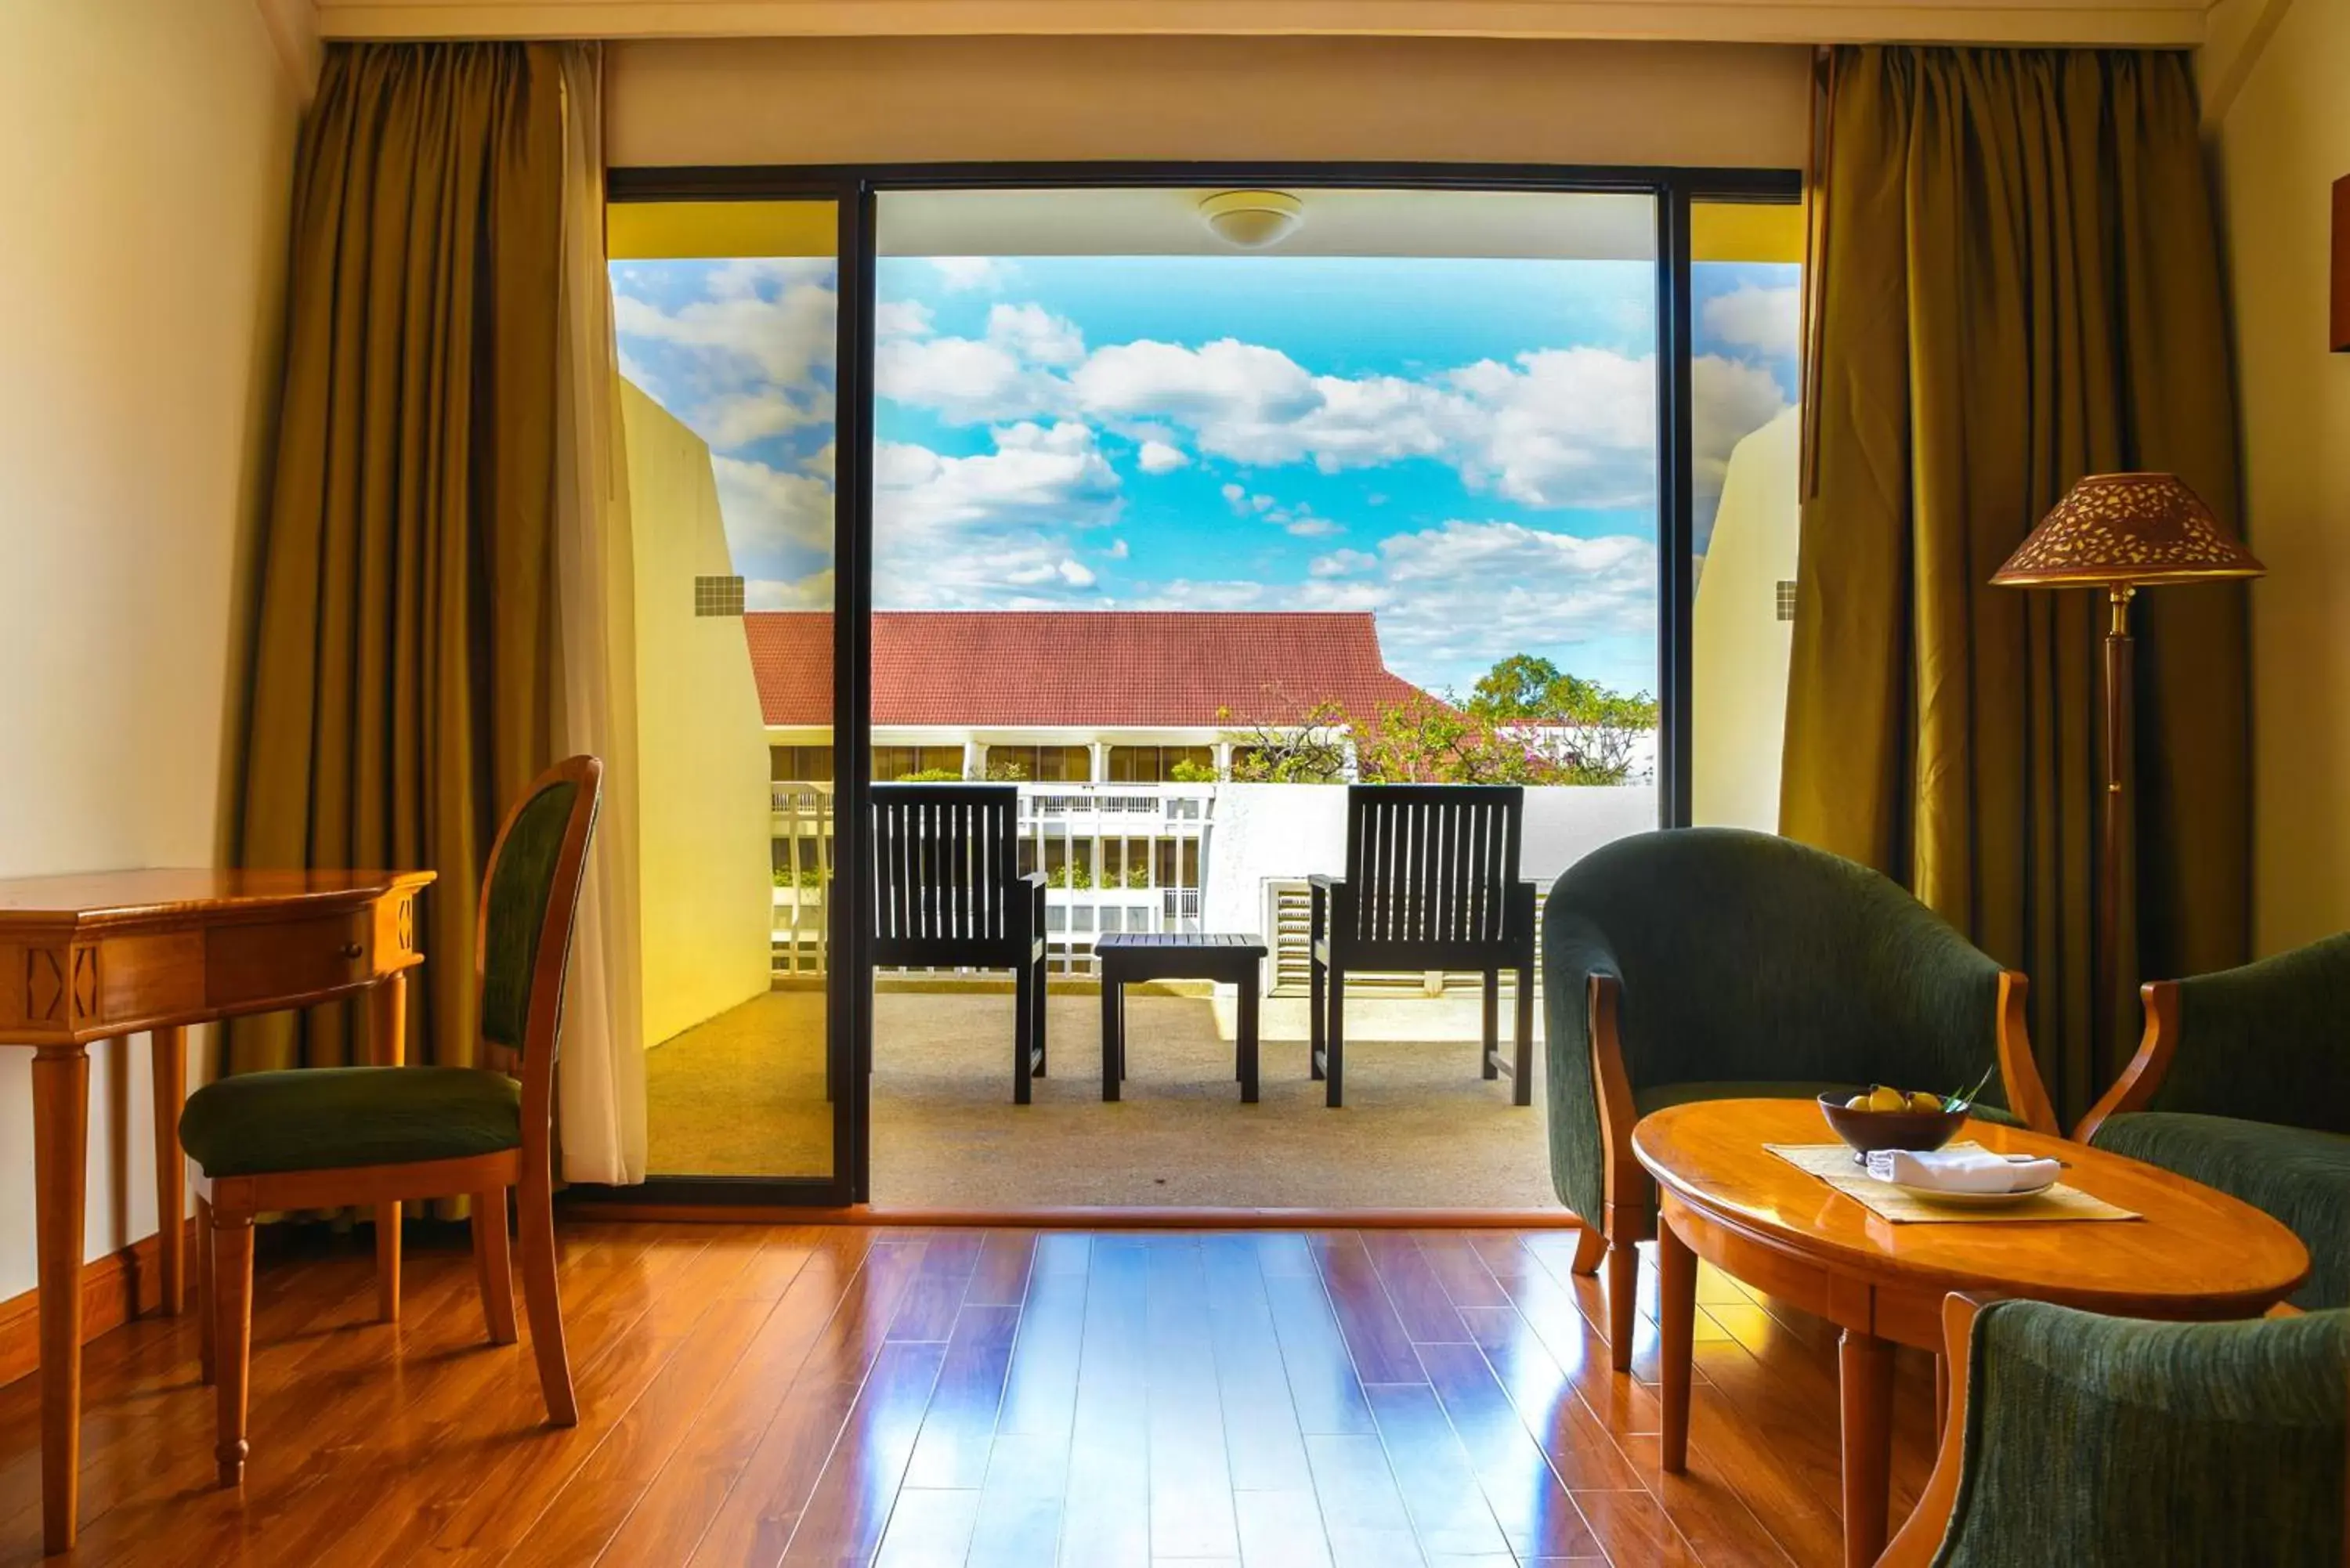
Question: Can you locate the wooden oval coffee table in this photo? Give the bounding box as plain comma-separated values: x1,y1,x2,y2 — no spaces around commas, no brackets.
1632,1098,2308,1568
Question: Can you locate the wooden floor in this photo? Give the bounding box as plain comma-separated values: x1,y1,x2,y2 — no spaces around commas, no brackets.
0,1223,1940,1567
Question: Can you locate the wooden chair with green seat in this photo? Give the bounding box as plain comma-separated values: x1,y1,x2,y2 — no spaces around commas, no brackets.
179,755,602,1487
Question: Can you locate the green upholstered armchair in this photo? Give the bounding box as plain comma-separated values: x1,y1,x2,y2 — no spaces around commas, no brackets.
2077,934,2350,1310
1542,828,2057,1370
1882,1294,2348,1567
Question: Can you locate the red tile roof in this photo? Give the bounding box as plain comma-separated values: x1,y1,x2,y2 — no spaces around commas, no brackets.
744,611,1429,728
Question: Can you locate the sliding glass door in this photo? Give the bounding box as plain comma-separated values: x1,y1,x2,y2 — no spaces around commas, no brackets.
595,166,1795,1207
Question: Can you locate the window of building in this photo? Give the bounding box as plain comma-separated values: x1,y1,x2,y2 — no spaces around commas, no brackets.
1106,745,1215,783
985,744,1092,782
769,744,836,782
873,745,967,781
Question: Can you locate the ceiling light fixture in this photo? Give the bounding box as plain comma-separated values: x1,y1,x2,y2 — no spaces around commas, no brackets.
1199,190,1305,249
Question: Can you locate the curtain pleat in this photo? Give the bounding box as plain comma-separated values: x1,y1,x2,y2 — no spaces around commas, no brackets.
1783,46,2250,1126
232,42,563,1091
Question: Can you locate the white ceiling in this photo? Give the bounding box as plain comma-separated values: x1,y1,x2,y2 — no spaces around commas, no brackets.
877,187,1664,259
313,0,2214,48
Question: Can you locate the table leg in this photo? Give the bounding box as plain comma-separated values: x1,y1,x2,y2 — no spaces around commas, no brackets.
32,1042,91,1555
1101,970,1121,1103
1658,1215,1697,1472
371,973,406,1322
1237,969,1260,1104
1838,1327,1896,1568
151,1025,187,1316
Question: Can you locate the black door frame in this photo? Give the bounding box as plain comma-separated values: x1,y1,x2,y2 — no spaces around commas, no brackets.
581,160,1801,1209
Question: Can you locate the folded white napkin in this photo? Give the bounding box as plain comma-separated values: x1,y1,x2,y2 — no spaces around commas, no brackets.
1865,1148,2059,1193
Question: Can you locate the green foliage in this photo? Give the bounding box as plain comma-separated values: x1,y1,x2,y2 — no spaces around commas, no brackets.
771,868,829,888
1220,699,1352,784
1463,655,1660,785
1166,757,1220,783
983,757,1030,782
894,767,964,782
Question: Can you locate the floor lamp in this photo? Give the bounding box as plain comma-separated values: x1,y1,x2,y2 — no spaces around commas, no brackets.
1990,472,2265,1092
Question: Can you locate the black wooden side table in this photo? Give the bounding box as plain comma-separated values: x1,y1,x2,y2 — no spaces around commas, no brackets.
1094,933,1267,1103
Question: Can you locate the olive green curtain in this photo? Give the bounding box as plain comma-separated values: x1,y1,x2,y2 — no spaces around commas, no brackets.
231,42,564,1078
1783,45,2251,1128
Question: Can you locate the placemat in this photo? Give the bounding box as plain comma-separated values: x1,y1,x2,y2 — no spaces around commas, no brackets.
1764,1142,2141,1224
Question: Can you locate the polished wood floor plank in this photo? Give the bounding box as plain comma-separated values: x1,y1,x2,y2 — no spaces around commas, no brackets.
1310,1234,1426,1386
902,1302,1021,1490
1417,1339,1601,1559
0,1222,1947,1568
1057,1238,1151,1568
1143,1239,1238,1561
1361,1232,1473,1345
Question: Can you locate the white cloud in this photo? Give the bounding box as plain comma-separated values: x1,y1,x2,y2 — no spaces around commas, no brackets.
747,570,835,611
874,334,1065,425
1310,548,1378,577
986,302,1086,367
1691,354,1793,503
1104,537,1130,559
876,298,935,339
929,257,1011,292
699,389,830,450
612,266,837,388
1445,348,1657,508
873,423,1123,609
1701,284,1802,359
1136,439,1191,475
712,455,835,558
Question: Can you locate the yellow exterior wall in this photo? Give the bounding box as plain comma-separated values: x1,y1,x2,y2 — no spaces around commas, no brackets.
2210,0,2350,954
0,0,299,1299
622,381,779,1046
1692,409,1800,830
609,36,1810,169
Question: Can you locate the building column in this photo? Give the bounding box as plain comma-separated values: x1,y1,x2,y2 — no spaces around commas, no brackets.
964,739,986,781
1089,741,1112,785
1213,740,1233,779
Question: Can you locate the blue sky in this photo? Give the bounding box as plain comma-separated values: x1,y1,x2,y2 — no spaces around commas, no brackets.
612,250,1796,697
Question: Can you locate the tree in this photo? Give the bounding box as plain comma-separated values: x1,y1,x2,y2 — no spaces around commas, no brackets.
1354,692,1550,785
1218,699,1351,784
1465,656,1658,786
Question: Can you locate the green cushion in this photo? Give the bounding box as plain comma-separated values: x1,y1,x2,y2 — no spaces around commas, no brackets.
2153,934,2350,1136
1937,1300,2349,1566
481,778,582,1056
2091,1111,2348,1310
1542,828,2016,1230
179,1066,522,1177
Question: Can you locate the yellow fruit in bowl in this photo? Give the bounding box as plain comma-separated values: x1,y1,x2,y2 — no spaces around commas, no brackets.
1908,1090,1945,1114
1865,1085,1907,1113
1844,1093,1871,1111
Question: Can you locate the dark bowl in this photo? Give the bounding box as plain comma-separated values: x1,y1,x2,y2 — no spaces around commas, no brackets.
1817,1092,1969,1158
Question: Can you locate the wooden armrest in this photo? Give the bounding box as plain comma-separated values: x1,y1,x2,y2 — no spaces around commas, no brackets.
1993,972,2061,1136
1878,1292,1992,1567
2074,980,2178,1143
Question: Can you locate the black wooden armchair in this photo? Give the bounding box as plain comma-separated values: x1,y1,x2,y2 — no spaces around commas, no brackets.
1310,784,1535,1108
871,784,1049,1103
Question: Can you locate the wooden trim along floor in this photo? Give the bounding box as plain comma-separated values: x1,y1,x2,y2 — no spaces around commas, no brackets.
0,1217,197,1390
0,1218,1936,1566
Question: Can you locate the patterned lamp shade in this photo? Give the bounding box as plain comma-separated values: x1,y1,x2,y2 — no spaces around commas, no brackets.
1993,472,2265,589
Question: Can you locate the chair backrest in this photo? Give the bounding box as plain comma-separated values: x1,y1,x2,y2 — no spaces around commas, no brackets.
2157,931,2350,1136
1544,827,2007,1102
871,783,1024,962
473,755,602,1161
1336,784,1527,956
1936,1301,2348,1567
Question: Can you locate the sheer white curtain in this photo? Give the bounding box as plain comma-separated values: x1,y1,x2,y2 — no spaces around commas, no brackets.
552,42,649,1183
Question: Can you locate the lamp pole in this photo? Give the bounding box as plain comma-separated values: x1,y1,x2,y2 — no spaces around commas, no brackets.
2098,583,2136,1099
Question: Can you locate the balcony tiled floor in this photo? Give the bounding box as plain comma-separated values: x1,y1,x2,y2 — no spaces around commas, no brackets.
645,986,1560,1210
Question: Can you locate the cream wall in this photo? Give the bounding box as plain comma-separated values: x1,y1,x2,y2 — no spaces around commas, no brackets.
1693,408,1800,830
2207,0,2350,955
0,1,299,1299
609,36,1811,169
622,382,778,1046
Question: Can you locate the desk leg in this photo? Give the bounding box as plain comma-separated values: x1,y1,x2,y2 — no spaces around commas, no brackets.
1657,1215,1696,1472
151,1025,187,1316
371,974,406,1322
1838,1327,1896,1568
1101,972,1120,1102
32,1042,90,1555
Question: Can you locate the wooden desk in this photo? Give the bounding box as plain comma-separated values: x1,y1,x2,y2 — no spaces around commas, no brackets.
0,868,432,1555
